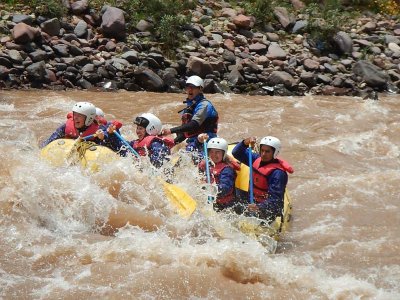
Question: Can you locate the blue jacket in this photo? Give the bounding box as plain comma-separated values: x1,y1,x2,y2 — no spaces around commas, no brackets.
232,141,287,220
171,94,218,150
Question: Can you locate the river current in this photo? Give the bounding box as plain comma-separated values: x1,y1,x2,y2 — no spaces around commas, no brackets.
0,90,399,299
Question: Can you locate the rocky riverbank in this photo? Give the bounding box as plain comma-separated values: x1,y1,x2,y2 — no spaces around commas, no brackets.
0,1,399,98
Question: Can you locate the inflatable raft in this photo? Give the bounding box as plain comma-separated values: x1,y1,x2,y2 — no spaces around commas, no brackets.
40,138,118,172
40,139,291,243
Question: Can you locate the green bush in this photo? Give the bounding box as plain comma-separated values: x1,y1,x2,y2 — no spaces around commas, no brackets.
242,0,275,28
88,0,195,54
158,14,188,55
28,0,66,19
302,1,352,52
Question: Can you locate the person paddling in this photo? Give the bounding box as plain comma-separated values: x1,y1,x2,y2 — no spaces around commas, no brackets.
232,136,294,223
197,134,240,211
115,113,173,168
40,101,121,152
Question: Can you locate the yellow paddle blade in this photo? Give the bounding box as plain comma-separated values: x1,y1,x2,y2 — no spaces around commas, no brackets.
161,180,197,218
227,144,250,191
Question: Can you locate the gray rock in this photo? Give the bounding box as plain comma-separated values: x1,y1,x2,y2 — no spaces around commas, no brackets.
353,60,389,89
333,31,353,54
136,20,153,32
227,65,245,85
292,20,307,34
121,50,139,64
74,20,88,38
300,72,317,87
41,18,60,36
29,49,47,62
101,6,126,40
52,44,69,57
266,71,297,89
8,49,24,63
26,60,46,80
12,14,33,25
133,67,165,92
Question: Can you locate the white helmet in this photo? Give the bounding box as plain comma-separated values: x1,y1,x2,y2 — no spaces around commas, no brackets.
95,107,105,117
72,102,96,126
134,113,162,136
207,137,228,159
186,75,204,88
259,136,281,158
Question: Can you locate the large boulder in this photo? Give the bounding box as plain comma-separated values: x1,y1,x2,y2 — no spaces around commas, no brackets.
186,56,213,78
134,68,165,92
12,22,40,44
101,6,126,40
353,60,390,89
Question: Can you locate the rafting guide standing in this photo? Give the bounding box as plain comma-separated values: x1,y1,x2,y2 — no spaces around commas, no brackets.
161,75,219,156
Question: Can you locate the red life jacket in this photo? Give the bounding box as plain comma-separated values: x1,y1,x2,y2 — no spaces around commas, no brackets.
132,135,173,156
64,113,99,139
158,136,175,149
111,120,123,130
96,117,123,130
96,116,107,125
199,160,240,205
252,157,294,203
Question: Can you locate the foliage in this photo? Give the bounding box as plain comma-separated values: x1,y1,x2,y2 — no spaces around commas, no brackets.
304,0,400,16
371,0,400,16
302,1,352,52
27,0,66,19
158,14,188,54
241,0,275,28
88,0,195,54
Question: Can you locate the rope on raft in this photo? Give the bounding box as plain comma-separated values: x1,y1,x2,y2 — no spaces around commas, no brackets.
67,140,98,165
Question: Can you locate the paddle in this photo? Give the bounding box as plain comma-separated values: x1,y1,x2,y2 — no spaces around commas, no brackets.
113,130,197,218
112,131,140,158
248,144,254,204
203,140,214,203
82,134,97,141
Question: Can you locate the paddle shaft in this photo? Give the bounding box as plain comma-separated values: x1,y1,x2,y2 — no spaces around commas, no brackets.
82,134,96,141
203,141,214,203
248,145,254,204
113,131,140,158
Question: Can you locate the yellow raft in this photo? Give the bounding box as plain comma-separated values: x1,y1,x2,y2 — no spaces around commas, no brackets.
227,143,292,241
40,139,291,242
40,138,118,172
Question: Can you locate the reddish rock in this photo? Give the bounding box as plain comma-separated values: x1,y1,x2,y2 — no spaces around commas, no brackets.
233,15,252,29
223,39,235,52
12,22,39,44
